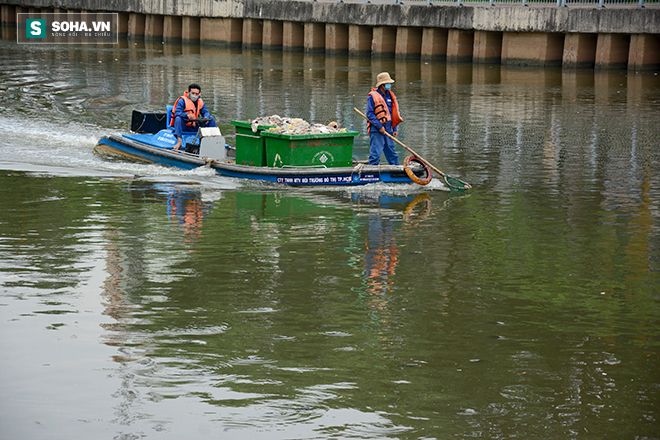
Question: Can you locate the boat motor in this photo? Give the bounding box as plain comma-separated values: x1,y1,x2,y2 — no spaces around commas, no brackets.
198,127,227,160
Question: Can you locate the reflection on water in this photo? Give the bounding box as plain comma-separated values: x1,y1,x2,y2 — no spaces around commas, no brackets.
364,214,399,296
0,35,659,440
156,183,210,241
1,171,659,439
86,182,442,438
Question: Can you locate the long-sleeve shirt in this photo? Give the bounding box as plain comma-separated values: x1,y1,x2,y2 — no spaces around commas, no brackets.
174,97,212,123
366,88,397,135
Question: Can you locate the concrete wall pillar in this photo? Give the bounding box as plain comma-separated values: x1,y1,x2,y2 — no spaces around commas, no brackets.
1,5,17,26
563,33,597,68
2,5,18,39
117,12,129,36
304,22,325,53
563,33,597,69
326,23,348,54
144,14,164,41
7,5,22,42
421,28,448,60
283,21,304,51
396,27,422,59
628,34,660,71
473,31,502,64
66,9,80,20
349,25,372,56
200,17,242,46
447,29,474,63
163,15,182,42
372,26,396,57
263,20,283,49
595,33,630,70
502,32,564,67
1,5,8,25
128,13,146,39
242,18,263,48
182,17,200,43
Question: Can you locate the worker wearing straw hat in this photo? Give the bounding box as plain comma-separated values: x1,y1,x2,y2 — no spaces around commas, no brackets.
366,72,403,166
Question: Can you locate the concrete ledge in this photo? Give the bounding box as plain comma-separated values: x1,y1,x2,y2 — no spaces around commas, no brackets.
3,0,658,69
3,0,659,35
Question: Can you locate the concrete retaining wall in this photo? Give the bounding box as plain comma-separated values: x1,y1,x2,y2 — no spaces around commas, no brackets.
3,0,659,34
2,0,659,70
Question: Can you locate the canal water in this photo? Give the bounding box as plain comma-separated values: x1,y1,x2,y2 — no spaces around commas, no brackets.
0,36,659,440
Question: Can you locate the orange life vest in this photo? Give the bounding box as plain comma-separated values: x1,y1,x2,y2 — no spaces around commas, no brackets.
171,91,204,128
367,88,403,132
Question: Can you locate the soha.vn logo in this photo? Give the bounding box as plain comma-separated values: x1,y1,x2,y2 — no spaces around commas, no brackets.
25,18,112,38
51,21,112,32
19,13,118,44
26,19,46,38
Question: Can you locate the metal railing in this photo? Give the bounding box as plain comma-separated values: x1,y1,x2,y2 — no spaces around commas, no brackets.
322,0,654,7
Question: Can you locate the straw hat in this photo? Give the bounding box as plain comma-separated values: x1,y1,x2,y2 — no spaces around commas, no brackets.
375,72,395,88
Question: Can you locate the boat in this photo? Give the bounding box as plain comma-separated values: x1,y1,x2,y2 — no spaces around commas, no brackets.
94,109,436,187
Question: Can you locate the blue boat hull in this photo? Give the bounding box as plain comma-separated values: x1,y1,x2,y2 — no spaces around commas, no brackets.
95,131,421,186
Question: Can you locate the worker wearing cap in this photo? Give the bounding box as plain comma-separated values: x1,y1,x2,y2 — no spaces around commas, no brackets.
366,72,403,166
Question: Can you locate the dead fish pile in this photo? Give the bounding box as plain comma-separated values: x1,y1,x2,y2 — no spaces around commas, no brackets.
249,115,347,135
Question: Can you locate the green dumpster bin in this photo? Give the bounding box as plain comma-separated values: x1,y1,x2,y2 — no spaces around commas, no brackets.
261,131,359,168
231,120,275,167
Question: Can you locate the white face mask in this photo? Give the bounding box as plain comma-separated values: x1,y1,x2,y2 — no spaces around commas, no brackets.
189,92,200,102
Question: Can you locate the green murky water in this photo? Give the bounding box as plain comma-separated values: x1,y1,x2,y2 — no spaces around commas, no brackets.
1,36,659,439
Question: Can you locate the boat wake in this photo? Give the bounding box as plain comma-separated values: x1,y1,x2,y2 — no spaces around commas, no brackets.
0,112,454,194
0,114,239,185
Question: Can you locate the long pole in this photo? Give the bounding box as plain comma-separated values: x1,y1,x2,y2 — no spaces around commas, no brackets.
353,108,471,190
